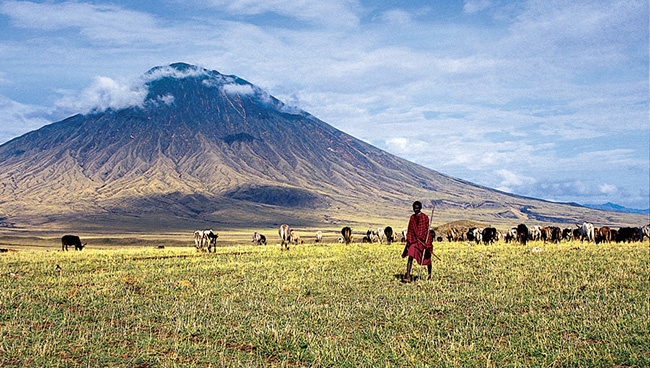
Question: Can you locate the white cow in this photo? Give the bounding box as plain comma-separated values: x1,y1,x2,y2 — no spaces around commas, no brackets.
376,227,385,244
530,226,542,241
578,222,595,242
315,231,323,243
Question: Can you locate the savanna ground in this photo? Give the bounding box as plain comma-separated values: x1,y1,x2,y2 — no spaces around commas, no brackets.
0,237,648,367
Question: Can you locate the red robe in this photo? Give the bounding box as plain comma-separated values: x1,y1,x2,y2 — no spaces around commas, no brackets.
406,212,433,265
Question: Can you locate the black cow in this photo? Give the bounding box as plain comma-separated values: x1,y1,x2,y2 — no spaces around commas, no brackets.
384,226,394,245
482,227,497,245
61,235,86,251
516,224,529,245
562,228,573,241
617,227,640,243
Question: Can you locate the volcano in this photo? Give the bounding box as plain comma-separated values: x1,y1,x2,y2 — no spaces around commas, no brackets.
0,63,642,231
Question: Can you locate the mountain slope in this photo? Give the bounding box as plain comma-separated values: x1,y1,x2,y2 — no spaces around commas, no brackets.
0,63,645,231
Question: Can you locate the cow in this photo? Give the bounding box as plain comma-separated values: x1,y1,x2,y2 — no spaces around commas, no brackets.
467,227,482,245
290,231,303,244
540,227,551,243
562,228,574,241
61,235,86,251
642,225,650,241
504,228,517,243
617,227,640,243
596,227,611,244
203,230,219,252
482,227,497,245
376,227,385,244
447,227,458,243
516,224,529,245
315,231,323,243
193,230,205,251
401,228,408,243
252,232,267,245
572,228,581,241
549,226,561,244
365,229,379,243
530,226,542,242
384,226,394,245
341,227,353,245
278,224,292,249
577,222,595,242
610,229,618,243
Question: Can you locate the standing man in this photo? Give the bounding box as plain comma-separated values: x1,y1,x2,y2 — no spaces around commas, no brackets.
402,201,433,282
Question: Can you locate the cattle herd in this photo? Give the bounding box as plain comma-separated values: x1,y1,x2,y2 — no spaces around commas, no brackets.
261,222,650,249
55,222,649,252
445,222,650,246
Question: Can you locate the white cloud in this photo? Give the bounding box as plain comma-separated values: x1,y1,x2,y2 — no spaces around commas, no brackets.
599,183,618,195
55,76,147,114
0,0,182,45
188,0,361,28
221,83,255,95
144,65,212,82
0,95,51,143
494,169,537,191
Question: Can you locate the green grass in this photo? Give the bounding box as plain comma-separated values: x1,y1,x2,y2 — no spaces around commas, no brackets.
1,240,648,367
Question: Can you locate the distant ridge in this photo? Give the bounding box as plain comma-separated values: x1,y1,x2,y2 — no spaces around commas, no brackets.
0,63,646,232
584,202,650,215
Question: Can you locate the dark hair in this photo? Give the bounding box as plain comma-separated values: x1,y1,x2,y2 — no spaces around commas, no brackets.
412,201,422,208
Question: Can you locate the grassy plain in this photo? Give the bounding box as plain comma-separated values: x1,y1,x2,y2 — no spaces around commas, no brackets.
1,239,648,367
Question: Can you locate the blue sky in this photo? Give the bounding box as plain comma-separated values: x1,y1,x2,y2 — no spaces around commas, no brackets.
0,0,648,209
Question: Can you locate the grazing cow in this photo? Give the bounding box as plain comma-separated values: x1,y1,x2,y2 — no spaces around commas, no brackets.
203,230,219,252
315,231,323,243
376,227,385,244
278,224,292,249
610,229,618,242
366,229,380,243
540,227,552,243
341,227,353,245
596,227,611,244
530,226,542,242
337,237,344,243
482,227,497,245
562,228,574,242
446,228,457,242
617,227,640,243
549,226,561,244
401,228,408,243
61,235,86,251
467,227,482,245
193,230,205,251
290,231,303,244
252,232,267,245
504,228,517,243
577,222,595,242
384,226,394,245
517,224,529,245
572,228,581,241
